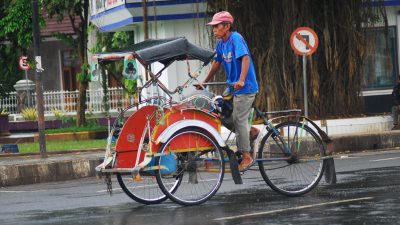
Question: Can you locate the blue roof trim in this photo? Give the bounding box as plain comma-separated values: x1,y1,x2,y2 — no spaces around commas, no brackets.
98,18,133,32
98,12,206,32
126,0,206,8
91,0,206,21
368,0,400,6
91,5,127,20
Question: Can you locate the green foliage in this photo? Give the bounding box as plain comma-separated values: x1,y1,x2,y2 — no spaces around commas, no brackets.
0,0,45,51
21,107,38,121
77,63,91,82
91,30,137,96
59,113,100,128
123,79,138,96
18,139,107,153
53,32,77,49
51,108,64,120
85,118,99,127
0,108,9,115
111,31,135,49
45,125,107,134
43,0,88,23
0,44,22,99
43,0,90,126
84,111,100,127
101,67,110,113
61,115,76,125
90,29,135,53
0,0,43,98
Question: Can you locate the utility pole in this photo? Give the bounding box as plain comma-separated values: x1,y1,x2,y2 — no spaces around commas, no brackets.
32,0,47,158
142,0,149,81
142,0,149,40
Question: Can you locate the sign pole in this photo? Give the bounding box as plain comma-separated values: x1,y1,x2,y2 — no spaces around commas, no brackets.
25,71,31,107
290,27,318,117
302,54,308,118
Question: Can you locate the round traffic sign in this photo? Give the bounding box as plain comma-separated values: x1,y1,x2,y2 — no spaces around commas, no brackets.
19,56,30,71
290,27,318,56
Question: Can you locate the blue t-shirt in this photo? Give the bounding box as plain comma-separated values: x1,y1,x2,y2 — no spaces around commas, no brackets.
215,32,258,95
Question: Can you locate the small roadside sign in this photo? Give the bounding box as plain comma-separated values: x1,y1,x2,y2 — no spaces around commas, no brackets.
290,27,319,118
290,27,318,56
19,56,30,71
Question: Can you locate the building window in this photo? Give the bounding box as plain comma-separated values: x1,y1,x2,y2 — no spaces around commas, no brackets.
61,50,80,91
363,26,398,90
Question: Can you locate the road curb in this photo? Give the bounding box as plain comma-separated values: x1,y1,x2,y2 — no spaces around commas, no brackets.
0,158,102,187
332,131,400,153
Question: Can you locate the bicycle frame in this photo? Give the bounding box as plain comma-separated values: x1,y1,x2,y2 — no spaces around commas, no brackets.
252,107,299,157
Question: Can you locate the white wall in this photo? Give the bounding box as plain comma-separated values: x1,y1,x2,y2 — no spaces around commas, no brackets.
134,18,213,101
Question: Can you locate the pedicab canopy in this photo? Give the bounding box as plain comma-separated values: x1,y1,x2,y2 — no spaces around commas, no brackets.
92,37,215,66
90,37,215,82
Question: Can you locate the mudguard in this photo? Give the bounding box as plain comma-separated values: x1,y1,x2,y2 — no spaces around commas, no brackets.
155,119,243,184
155,119,226,147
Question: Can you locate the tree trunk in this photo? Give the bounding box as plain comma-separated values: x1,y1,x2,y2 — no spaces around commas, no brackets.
76,0,89,126
76,81,88,126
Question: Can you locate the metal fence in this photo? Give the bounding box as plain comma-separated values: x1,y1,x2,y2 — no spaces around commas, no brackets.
0,88,132,115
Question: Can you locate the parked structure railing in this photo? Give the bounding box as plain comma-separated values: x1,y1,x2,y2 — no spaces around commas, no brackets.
0,88,132,115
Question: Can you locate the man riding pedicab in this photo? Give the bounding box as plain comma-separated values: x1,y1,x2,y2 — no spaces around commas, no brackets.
196,11,260,171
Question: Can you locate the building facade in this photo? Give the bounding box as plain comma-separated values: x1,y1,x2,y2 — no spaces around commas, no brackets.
362,1,400,113
25,0,400,114
90,0,209,98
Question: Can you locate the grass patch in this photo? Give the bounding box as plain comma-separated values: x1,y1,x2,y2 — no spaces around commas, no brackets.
45,125,108,134
18,139,107,153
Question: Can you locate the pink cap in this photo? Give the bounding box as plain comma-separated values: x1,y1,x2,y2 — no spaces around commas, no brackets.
207,11,234,26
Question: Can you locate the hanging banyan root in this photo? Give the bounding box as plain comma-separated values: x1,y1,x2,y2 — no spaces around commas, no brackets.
206,0,387,119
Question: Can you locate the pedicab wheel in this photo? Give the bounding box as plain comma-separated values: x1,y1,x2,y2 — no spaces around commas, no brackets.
257,121,326,196
117,172,176,205
155,128,225,206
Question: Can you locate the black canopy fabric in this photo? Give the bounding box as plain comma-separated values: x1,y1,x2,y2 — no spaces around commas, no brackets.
96,37,215,66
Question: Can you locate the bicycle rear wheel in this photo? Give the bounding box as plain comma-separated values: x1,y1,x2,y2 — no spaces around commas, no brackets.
258,121,326,196
156,128,225,206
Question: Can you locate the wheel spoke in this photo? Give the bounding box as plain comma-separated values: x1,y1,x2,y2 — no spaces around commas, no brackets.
258,121,325,196
156,128,225,206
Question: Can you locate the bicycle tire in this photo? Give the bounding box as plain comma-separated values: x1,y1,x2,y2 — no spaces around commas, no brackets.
117,171,180,205
257,121,326,196
156,127,225,206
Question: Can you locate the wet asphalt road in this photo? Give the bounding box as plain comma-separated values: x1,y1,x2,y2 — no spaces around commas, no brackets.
0,150,399,225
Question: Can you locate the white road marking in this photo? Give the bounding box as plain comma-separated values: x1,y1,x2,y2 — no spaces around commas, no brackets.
97,187,122,193
370,157,400,162
213,197,374,221
0,190,48,193
338,155,359,159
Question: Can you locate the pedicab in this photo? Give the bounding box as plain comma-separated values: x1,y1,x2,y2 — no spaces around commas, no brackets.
94,37,335,206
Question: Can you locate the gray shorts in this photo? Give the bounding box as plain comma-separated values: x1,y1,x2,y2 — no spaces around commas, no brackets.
221,93,256,152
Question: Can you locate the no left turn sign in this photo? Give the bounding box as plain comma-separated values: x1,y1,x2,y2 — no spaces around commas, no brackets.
19,56,30,71
290,27,318,56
